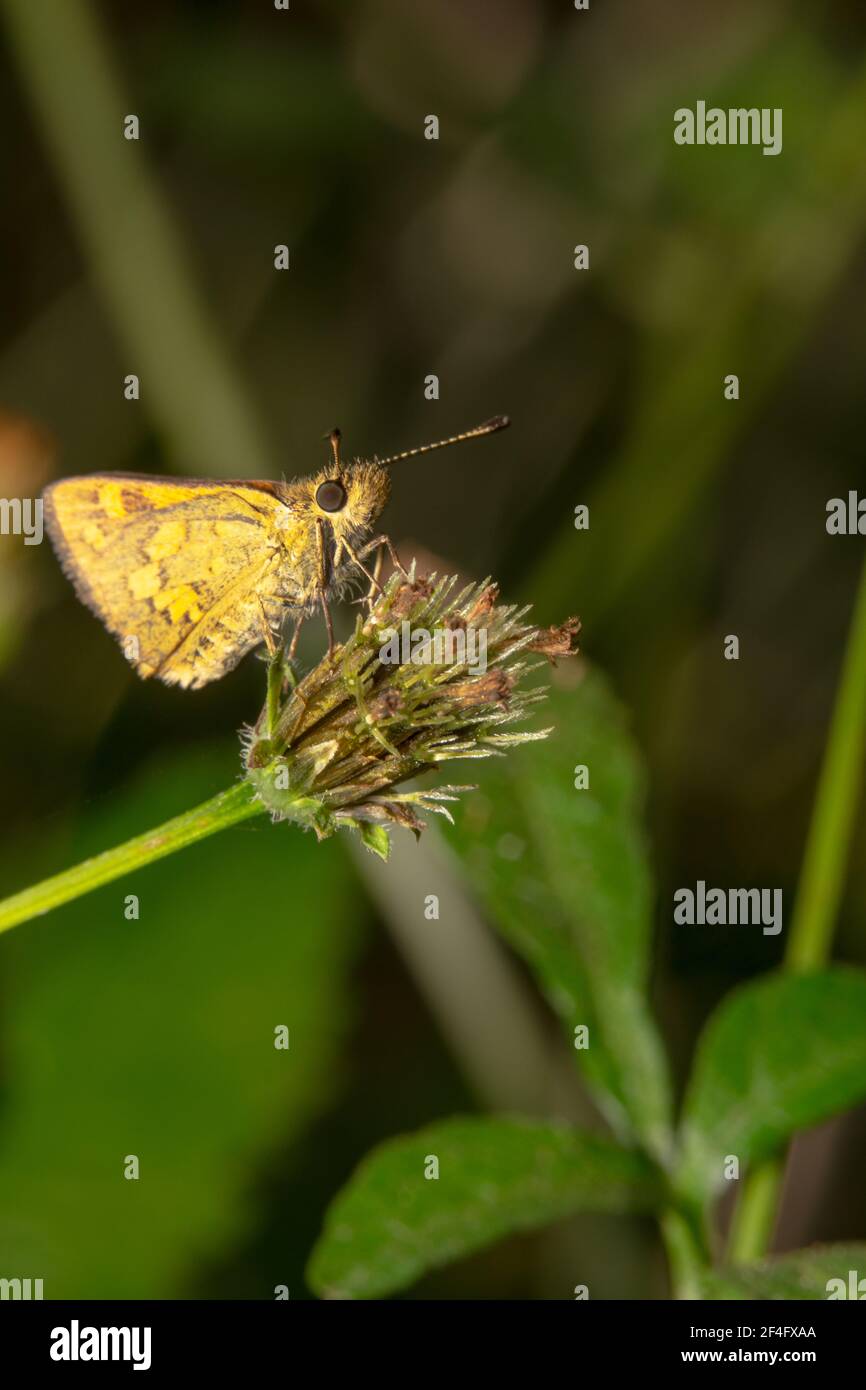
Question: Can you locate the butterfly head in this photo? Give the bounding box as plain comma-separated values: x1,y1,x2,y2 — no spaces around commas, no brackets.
309,437,392,544
306,415,510,545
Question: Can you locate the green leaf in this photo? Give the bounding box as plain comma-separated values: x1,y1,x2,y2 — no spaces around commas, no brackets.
357,821,391,861
307,1115,661,1299
677,969,866,1207
698,1245,866,1300
445,669,673,1161
0,745,361,1297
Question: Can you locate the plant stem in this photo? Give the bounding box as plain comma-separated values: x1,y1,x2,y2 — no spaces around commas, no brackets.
661,1208,709,1300
785,559,866,971
729,556,866,1263
0,783,264,937
727,1157,784,1266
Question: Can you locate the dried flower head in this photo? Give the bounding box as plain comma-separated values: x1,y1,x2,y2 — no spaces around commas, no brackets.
243,566,580,859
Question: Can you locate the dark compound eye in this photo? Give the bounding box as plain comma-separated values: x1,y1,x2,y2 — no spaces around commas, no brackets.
315,480,347,512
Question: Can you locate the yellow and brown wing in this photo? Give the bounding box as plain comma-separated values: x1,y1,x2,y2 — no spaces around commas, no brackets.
43,472,292,688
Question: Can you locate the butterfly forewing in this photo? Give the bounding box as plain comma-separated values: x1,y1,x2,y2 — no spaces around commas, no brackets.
43,473,297,688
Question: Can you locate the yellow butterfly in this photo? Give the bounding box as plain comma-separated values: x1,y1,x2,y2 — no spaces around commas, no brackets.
43,417,509,688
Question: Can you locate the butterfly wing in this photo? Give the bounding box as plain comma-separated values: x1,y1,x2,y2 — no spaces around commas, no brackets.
43,472,294,688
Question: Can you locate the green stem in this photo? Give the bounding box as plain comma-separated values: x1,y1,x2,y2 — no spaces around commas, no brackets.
729,556,866,1263
727,1157,785,1266
661,1208,709,1300
785,558,866,970
0,784,264,937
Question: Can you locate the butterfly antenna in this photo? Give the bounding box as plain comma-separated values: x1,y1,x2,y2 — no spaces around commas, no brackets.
376,415,510,467
325,427,342,470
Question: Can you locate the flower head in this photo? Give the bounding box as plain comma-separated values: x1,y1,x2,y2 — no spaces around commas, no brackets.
244,567,579,859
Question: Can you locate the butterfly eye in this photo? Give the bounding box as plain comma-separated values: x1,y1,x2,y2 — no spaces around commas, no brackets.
315,480,347,513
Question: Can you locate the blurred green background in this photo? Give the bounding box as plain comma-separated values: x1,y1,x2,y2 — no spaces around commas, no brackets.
1,0,865,1298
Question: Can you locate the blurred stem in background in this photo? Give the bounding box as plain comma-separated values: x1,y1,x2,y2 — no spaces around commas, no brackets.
785,559,866,976
661,1209,707,1302
352,833,590,1120
0,0,272,477
729,556,866,1263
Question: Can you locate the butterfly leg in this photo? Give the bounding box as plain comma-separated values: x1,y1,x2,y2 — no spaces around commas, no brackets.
257,596,278,658
319,590,335,654
366,544,384,607
315,517,336,656
287,613,305,663
356,534,409,580
341,536,384,599
349,544,384,610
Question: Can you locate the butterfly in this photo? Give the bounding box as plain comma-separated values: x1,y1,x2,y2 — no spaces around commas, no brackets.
42,417,509,688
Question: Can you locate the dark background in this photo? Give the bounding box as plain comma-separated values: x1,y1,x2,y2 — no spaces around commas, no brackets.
0,0,865,1298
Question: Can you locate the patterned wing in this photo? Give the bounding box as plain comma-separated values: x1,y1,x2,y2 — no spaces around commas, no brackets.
43,472,292,687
